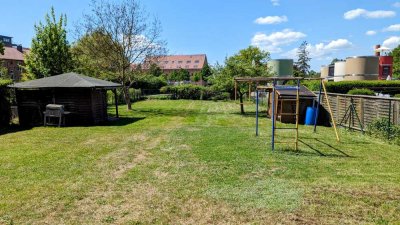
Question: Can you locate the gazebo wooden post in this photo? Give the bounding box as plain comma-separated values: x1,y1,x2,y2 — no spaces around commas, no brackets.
113,89,119,118
234,81,237,101
248,82,251,101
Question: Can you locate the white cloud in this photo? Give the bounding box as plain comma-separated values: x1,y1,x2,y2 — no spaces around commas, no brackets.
251,29,306,53
382,36,400,49
383,24,400,32
271,0,279,6
281,39,353,60
254,16,288,25
366,30,377,36
344,8,396,20
393,2,400,7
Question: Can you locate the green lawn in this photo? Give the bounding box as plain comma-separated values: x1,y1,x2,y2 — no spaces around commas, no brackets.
1,100,399,224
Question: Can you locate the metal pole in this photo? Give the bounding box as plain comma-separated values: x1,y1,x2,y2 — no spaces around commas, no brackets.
256,89,259,136
313,79,323,132
271,80,276,151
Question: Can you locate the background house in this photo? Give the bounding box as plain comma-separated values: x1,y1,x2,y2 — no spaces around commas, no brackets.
0,35,30,81
143,54,208,75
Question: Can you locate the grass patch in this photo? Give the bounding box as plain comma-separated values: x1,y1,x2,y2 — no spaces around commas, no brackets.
0,100,399,224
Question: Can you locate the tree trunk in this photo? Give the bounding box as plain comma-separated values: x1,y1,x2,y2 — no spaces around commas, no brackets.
123,85,132,110
238,90,245,114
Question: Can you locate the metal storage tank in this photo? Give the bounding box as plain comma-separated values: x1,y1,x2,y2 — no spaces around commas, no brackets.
320,66,329,78
344,56,379,81
267,59,294,77
334,61,346,82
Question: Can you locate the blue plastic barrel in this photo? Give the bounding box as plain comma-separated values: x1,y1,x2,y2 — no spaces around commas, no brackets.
304,107,317,125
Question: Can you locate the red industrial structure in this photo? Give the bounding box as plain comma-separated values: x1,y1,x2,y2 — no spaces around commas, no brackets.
375,44,393,80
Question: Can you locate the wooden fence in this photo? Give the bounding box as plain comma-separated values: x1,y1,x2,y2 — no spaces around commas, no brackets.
320,93,400,130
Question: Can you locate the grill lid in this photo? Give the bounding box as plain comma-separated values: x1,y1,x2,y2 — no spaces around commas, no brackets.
46,104,64,110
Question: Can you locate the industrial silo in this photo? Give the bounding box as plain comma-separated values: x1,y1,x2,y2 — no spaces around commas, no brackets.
267,59,294,77
320,66,329,78
334,61,346,82
344,56,379,81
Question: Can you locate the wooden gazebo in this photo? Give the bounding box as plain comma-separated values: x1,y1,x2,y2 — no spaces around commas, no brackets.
9,72,121,126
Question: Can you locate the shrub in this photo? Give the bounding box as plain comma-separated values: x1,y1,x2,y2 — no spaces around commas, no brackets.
367,118,400,145
0,79,12,127
394,94,400,98
131,75,167,90
347,88,375,96
160,84,230,100
302,80,400,94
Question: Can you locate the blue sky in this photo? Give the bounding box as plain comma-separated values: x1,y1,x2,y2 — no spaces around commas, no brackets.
1,0,400,70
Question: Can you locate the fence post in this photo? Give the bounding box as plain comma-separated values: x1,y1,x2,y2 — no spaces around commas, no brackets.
360,98,364,129
388,99,392,139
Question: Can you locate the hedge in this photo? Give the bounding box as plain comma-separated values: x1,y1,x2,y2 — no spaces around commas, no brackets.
347,88,375,96
160,85,230,100
131,76,167,90
302,80,400,94
0,79,12,127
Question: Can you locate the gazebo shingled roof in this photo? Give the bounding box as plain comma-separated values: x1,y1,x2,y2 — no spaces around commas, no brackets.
9,72,121,89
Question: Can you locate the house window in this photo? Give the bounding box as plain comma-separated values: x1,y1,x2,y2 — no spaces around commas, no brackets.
186,60,191,63
194,65,198,68
194,60,200,63
171,61,175,63
178,61,183,64
164,61,168,64
185,65,189,69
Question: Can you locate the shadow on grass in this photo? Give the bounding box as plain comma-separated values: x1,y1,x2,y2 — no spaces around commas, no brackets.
0,125,32,136
231,111,270,118
0,117,145,135
298,139,353,158
105,117,146,126
132,108,228,117
273,139,353,158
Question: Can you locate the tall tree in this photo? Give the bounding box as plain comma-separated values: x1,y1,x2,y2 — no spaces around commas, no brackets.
391,44,400,79
71,30,119,79
24,7,72,79
77,0,166,110
295,41,311,77
210,46,271,114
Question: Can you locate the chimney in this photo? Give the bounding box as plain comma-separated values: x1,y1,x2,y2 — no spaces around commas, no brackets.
16,45,23,53
375,44,381,56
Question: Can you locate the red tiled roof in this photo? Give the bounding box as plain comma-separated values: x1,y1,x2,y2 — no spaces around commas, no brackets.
0,47,24,61
145,54,207,70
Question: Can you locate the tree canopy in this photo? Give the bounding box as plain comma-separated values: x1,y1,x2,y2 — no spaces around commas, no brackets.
209,46,270,113
24,7,72,79
210,46,270,92
391,45,400,79
71,30,120,80
76,0,166,109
